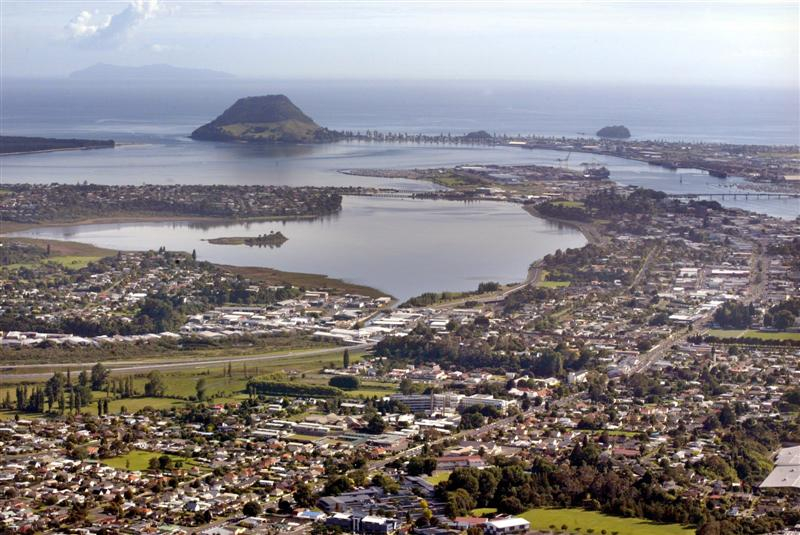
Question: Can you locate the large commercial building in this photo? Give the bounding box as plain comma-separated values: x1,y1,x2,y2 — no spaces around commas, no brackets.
390,393,463,414
325,513,400,535
760,445,800,489
458,394,515,412
390,392,516,414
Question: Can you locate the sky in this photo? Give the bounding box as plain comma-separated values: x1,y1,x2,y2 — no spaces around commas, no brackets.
1,1,798,87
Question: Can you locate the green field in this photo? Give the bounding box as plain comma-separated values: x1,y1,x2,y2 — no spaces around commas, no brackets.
706,329,800,341
2,255,105,271
518,508,693,535
0,350,378,418
538,270,571,288
539,280,571,288
346,381,398,399
552,200,585,208
471,507,498,516
103,449,203,472
425,471,451,485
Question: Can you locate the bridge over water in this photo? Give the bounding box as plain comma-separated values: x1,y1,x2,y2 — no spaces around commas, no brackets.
344,189,800,202
668,192,800,200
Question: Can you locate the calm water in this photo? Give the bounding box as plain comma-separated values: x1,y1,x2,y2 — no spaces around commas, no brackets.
3,140,798,218
3,79,798,144
7,197,585,300
1,80,797,298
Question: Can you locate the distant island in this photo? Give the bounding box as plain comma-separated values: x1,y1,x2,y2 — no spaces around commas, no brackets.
206,231,289,248
596,125,631,139
69,63,235,82
0,136,114,155
190,95,342,143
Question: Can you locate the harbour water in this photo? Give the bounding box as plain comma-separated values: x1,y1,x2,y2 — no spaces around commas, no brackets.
7,196,587,301
2,80,797,298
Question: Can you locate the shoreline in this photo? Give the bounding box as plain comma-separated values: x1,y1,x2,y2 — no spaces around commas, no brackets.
0,233,391,300
1,188,601,305
0,145,116,157
1,217,391,299
522,204,605,246
0,213,328,234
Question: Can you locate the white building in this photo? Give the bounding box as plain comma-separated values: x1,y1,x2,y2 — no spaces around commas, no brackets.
484,517,530,535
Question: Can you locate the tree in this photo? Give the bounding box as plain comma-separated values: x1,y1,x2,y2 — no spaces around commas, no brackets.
44,372,67,413
243,501,262,517
719,404,736,427
144,371,166,397
773,309,796,330
446,488,476,518
137,295,184,333
477,469,500,506
329,376,360,390
74,370,93,409
459,411,485,430
196,378,207,402
499,495,524,514
323,475,353,496
343,349,350,368
713,301,752,329
366,413,386,434
407,456,437,476
399,377,422,395
90,363,109,390
293,482,315,507
371,473,400,494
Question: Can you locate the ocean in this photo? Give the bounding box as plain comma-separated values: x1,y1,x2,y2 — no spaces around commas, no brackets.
2,79,798,145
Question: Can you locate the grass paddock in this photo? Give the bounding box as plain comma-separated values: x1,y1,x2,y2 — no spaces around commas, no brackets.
518,507,693,535
706,329,800,341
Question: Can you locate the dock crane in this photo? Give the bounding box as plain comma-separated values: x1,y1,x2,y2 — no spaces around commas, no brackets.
557,150,572,168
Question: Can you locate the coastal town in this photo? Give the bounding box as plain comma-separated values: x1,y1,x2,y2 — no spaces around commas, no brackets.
2,0,799,533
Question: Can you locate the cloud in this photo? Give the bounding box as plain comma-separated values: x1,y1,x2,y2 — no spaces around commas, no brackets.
66,0,164,48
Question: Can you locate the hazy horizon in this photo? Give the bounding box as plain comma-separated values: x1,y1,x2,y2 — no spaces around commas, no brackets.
1,1,797,88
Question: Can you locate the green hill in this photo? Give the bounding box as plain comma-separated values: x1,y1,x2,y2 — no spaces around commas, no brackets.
190,94,341,143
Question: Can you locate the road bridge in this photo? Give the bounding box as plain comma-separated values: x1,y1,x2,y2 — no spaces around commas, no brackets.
669,192,799,200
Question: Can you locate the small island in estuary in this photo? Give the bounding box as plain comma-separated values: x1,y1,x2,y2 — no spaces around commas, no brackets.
206,231,289,248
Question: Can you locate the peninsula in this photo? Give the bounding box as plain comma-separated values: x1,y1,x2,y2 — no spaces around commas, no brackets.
0,184,342,228
0,135,114,155
190,94,341,143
